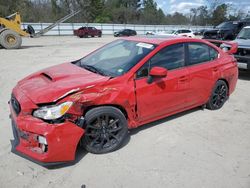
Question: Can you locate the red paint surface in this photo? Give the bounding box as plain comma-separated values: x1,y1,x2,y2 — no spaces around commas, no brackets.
73,27,102,37
10,37,238,163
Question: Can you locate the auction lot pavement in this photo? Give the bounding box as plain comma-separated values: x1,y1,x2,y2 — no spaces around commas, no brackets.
0,36,250,188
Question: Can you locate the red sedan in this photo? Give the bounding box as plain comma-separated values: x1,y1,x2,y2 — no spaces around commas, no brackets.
73,26,102,38
9,36,238,165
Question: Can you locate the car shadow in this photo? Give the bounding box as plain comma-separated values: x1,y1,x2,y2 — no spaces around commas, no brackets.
20,45,44,49
130,107,201,136
238,70,250,81
46,145,88,169
0,45,44,50
46,106,202,169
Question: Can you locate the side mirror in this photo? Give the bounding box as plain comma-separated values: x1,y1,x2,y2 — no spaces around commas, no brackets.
147,67,168,84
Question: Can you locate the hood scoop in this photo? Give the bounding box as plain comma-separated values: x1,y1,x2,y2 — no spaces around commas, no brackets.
41,73,53,81
17,63,110,104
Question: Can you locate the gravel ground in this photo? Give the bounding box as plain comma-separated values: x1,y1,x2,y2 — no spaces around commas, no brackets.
0,35,250,188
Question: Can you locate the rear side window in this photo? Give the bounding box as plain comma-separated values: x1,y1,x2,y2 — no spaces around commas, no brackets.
209,47,218,60
188,43,218,65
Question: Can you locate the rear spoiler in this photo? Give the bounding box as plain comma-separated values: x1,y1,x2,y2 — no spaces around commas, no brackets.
205,39,238,55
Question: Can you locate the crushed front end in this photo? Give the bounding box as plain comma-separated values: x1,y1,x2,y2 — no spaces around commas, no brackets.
9,86,84,165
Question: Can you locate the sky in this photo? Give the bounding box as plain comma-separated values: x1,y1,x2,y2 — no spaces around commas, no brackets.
155,0,250,14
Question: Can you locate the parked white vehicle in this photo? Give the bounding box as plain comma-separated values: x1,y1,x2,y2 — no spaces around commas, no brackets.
146,29,195,38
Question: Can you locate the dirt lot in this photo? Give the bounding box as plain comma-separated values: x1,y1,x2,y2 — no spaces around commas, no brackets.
0,36,250,188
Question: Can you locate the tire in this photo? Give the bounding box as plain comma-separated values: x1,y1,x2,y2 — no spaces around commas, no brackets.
0,29,22,49
206,80,228,110
98,33,102,37
82,106,128,154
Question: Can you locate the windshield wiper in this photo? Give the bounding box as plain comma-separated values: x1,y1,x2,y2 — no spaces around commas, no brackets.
82,64,107,76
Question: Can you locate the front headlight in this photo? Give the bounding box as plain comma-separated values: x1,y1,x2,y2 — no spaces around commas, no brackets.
33,102,73,120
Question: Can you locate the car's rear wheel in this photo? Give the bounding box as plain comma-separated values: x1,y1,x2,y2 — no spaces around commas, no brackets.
206,80,228,110
82,106,128,154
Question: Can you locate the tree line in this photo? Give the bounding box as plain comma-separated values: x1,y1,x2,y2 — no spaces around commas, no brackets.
0,0,249,26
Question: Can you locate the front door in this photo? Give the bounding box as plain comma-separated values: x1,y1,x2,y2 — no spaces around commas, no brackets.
134,43,190,122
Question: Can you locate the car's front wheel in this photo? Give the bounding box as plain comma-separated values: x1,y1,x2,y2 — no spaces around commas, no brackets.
82,106,128,154
206,80,228,110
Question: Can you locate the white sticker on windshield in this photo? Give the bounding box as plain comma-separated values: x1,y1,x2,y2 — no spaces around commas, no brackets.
136,42,154,49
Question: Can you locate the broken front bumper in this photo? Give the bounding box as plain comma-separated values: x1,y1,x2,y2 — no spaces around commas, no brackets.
9,90,84,165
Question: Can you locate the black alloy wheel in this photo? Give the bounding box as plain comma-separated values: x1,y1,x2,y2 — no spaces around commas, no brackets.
206,80,228,110
82,106,128,154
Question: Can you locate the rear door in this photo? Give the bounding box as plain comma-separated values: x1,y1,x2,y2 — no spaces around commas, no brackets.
135,43,190,122
185,42,220,106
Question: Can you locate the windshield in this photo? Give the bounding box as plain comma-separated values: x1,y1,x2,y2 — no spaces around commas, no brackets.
237,28,250,39
79,40,156,77
216,22,237,29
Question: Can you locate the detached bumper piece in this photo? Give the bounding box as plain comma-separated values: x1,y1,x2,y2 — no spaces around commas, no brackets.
9,92,84,166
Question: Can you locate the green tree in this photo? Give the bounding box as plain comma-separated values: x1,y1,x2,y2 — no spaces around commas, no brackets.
211,3,228,25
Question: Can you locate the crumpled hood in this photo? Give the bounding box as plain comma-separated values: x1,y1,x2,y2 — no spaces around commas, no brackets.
16,63,110,104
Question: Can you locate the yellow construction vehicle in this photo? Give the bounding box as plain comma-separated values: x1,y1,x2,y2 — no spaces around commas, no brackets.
0,12,31,49
0,11,81,49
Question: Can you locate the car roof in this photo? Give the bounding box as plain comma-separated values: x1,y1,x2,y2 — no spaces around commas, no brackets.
121,35,207,45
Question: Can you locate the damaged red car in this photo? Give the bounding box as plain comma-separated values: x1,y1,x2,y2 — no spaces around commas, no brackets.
9,36,238,165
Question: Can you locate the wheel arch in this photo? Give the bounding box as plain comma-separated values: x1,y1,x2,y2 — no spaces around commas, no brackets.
84,104,128,119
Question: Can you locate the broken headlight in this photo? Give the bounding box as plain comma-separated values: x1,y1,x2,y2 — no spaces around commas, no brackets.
33,102,73,120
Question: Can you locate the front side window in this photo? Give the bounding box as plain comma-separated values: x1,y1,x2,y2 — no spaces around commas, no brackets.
78,40,156,77
136,43,185,78
188,43,218,65
216,22,237,29
183,30,191,33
